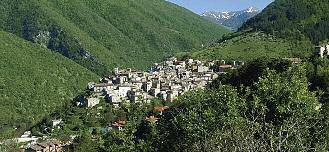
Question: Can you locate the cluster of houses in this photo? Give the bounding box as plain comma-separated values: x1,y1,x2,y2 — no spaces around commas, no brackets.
79,57,242,108
316,44,329,58
25,139,63,152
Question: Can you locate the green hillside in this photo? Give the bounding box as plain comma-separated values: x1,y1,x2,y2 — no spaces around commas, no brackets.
0,31,98,139
0,0,229,75
187,0,329,61
182,32,313,61
240,0,329,44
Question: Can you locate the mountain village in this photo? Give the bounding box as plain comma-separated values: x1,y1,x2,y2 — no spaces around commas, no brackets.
6,47,327,152
12,57,244,152
80,57,244,109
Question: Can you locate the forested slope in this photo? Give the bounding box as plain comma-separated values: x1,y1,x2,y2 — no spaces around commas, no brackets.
0,31,98,139
0,0,229,75
240,0,329,44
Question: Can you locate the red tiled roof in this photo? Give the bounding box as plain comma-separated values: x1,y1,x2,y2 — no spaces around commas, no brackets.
94,83,113,87
112,120,126,127
219,65,233,69
154,106,170,112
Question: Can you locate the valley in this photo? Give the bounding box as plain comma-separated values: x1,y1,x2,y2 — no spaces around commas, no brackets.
1,0,329,151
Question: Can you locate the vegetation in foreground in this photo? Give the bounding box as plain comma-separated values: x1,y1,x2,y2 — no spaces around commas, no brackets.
29,57,329,151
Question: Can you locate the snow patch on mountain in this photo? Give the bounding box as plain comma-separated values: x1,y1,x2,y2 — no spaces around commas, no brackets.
201,7,260,31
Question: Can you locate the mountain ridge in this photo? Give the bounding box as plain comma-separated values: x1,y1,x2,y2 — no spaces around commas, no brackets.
240,0,329,44
201,7,260,31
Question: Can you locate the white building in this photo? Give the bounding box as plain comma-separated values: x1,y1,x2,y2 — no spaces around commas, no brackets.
118,86,131,97
93,83,113,92
142,82,152,92
197,65,209,73
150,88,161,97
316,46,326,58
167,90,179,102
52,119,62,128
87,97,100,108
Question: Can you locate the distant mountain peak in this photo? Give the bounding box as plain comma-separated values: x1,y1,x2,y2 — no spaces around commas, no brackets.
201,7,260,31
245,6,259,13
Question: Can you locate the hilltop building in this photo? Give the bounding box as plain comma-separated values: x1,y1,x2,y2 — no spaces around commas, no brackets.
316,45,329,58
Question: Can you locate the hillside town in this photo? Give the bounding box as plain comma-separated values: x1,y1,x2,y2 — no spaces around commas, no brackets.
80,57,244,109
1,57,244,152
3,55,307,152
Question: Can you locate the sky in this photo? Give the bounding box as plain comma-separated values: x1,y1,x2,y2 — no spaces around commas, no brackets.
167,0,274,14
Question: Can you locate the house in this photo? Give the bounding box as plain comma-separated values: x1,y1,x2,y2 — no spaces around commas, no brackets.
187,59,194,65
108,121,126,131
197,65,209,73
202,73,213,81
150,88,161,97
219,65,233,73
316,46,326,58
114,67,119,75
159,91,168,101
154,106,170,115
142,82,152,92
169,57,177,62
152,80,161,89
127,90,140,102
108,94,121,108
87,97,100,108
87,82,95,90
106,92,120,103
118,76,128,84
93,83,113,92
118,85,131,97
132,80,143,89
52,119,62,128
20,131,31,138
25,140,62,152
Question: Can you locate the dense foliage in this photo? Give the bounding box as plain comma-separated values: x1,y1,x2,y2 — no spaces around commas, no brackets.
240,0,329,44
0,0,229,75
155,63,326,151
0,31,98,139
